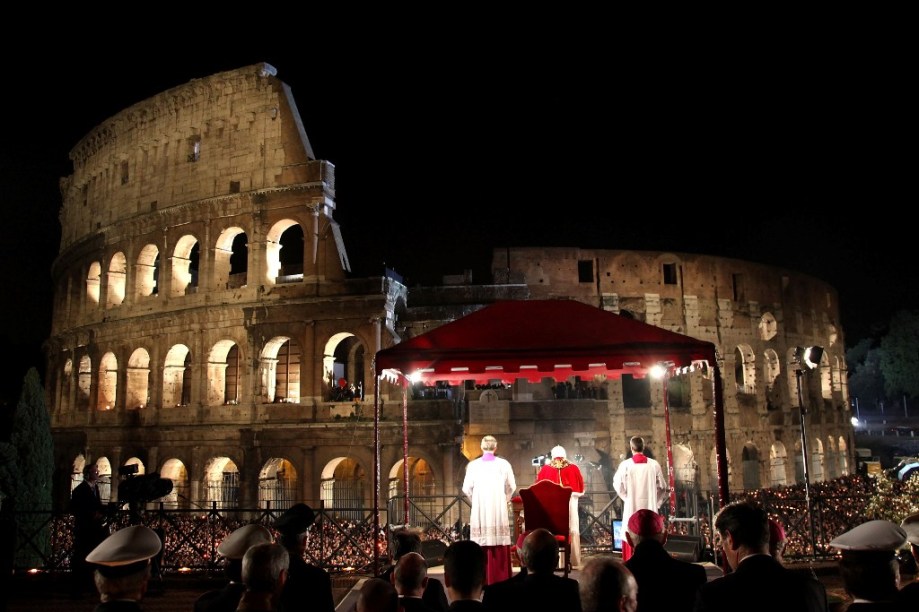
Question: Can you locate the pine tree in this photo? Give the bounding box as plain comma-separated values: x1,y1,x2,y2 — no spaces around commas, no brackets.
10,367,54,567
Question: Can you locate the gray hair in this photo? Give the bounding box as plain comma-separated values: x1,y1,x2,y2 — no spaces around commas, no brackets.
242,542,289,594
579,556,637,612
481,435,498,452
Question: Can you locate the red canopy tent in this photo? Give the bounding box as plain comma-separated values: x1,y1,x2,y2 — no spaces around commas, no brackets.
371,299,727,566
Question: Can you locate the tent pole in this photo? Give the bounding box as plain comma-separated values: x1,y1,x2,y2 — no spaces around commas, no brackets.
713,365,729,508
373,373,381,573
402,379,410,525
663,371,677,517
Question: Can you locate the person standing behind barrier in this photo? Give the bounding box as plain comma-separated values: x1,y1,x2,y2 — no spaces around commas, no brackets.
462,435,517,585
612,436,666,562
72,463,110,597
536,445,585,567
273,503,334,612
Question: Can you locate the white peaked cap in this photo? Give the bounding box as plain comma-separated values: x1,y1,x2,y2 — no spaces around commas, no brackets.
551,446,566,460
86,525,162,568
217,524,274,559
829,519,907,551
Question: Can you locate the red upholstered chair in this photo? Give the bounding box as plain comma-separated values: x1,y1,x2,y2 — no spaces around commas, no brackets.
518,480,573,577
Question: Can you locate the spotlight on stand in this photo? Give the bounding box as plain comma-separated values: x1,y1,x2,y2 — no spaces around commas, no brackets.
791,345,824,560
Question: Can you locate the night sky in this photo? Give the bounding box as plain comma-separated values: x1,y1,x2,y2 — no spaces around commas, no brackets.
0,35,913,400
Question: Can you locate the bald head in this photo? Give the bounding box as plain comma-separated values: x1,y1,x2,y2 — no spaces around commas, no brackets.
523,528,560,574
357,577,398,612
393,551,428,596
579,556,638,612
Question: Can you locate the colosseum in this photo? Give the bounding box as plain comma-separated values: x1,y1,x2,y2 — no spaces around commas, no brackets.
45,62,854,540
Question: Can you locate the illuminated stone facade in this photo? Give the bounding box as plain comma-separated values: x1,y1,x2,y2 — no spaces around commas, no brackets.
45,63,854,521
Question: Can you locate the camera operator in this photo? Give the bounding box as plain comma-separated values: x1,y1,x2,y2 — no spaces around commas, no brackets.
71,464,109,597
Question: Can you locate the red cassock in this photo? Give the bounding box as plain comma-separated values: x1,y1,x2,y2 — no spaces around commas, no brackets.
537,461,584,493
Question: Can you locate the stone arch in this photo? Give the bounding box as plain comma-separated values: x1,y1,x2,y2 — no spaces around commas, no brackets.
388,456,437,524
734,344,756,394
320,456,367,520
810,437,825,482
259,336,301,403
71,453,87,493
785,348,800,406
123,457,146,475
823,436,838,479
78,354,92,410
86,261,102,305
159,458,189,509
741,442,762,490
826,323,838,347
214,226,249,290
758,312,777,340
204,456,240,509
135,243,160,298
163,344,192,407
61,357,74,414
837,436,849,475
265,219,304,285
106,252,127,308
763,349,780,392
323,332,367,401
97,351,118,411
258,458,298,511
769,442,788,487
207,339,243,406
96,456,113,504
818,350,832,400
126,348,151,410
170,234,200,297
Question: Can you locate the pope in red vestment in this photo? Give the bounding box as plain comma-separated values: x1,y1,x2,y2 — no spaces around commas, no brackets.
536,445,585,567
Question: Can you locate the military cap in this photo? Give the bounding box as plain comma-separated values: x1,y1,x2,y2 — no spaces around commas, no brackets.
829,519,907,552
217,524,274,559
900,512,919,546
274,503,316,534
86,525,162,578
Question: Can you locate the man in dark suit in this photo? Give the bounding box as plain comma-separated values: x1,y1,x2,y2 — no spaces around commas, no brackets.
483,528,581,612
392,552,439,612
443,540,487,611
71,464,109,597
274,503,334,612
693,501,827,612
380,528,448,611
624,509,706,611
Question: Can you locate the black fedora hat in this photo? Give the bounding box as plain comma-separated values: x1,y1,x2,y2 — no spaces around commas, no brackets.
274,503,316,534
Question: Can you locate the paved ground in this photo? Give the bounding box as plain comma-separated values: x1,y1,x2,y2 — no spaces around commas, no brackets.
2,559,867,612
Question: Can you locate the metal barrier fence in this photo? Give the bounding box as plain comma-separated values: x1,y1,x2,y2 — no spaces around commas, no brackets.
8,488,873,574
